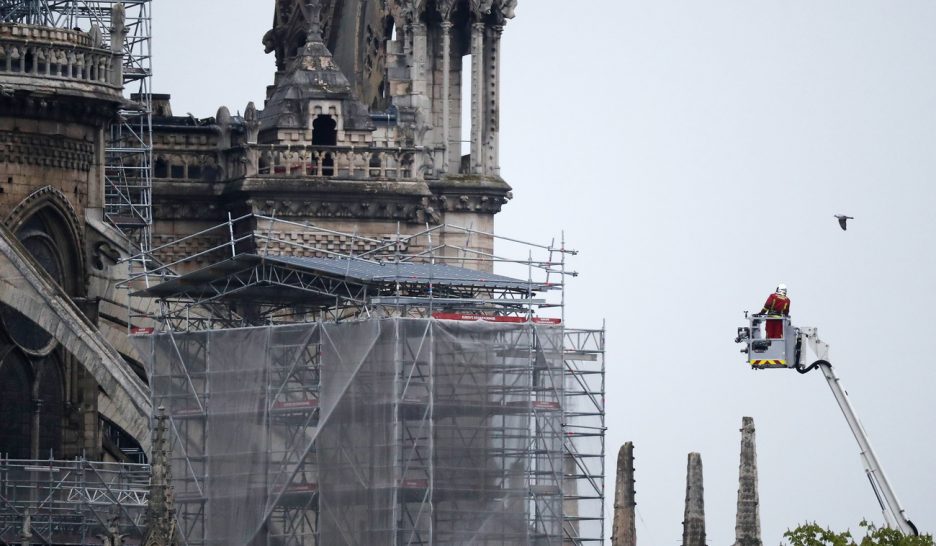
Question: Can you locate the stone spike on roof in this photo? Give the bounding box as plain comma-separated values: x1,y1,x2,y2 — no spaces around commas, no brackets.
682,452,706,546
733,417,762,546
612,442,637,546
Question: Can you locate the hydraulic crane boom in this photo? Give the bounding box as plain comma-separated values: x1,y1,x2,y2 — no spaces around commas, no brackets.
796,327,918,537
736,317,918,536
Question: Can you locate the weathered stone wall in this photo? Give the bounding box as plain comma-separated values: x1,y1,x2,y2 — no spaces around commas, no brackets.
0,18,137,461
0,119,100,230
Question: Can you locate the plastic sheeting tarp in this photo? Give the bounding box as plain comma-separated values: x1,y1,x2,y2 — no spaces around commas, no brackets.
136,318,566,546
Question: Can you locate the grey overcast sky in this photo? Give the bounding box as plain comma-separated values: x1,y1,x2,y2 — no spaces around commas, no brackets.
154,1,935,543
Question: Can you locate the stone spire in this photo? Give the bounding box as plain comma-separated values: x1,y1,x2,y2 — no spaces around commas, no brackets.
143,407,176,546
302,0,322,43
682,452,706,546
733,417,762,546
259,0,372,139
612,442,637,546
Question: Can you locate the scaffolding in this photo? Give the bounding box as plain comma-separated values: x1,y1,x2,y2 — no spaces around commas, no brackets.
562,328,606,543
0,456,150,545
0,0,154,256
124,213,570,331
129,216,605,545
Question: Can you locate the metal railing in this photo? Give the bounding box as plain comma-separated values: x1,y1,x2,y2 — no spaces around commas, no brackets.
0,456,150,545
241,143,427,181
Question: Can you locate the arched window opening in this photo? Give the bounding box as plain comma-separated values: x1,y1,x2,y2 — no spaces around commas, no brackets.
400,154,414,178
312,115,338,146
313,116,337,176
369,154,382,178
154,157,168,178
17,206,80,295
1,213,68,357
460,54,472,169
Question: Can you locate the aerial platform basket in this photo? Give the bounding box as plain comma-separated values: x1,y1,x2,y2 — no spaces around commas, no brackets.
735,314,798,369
732,311,919,536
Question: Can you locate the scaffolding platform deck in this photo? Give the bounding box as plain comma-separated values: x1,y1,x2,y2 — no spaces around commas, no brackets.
134,253,551,305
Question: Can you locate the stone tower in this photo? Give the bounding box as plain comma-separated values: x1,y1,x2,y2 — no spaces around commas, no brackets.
682,452,706,546
612,442,637,546
0,9,150,461
150,0,519,271
734,417,762,546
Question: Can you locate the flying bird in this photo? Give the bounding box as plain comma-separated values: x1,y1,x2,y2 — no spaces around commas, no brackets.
834,214,854,231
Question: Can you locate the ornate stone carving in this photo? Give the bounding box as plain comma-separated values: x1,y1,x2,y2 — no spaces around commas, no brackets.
151,233,228,265
92,241,120,271
247,197,432,223
469,0,496,18
0,131,94,171
499,0,518,19
428,191,509,214
256,229,410,258
111,4,126,37
142,407,177,546
436,0,458,19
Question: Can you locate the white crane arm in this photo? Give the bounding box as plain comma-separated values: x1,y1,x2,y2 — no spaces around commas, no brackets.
796,328,918,537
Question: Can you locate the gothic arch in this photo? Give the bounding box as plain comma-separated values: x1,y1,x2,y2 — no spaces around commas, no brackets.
4,185,87,294
0,334,68,458
0,222,151,453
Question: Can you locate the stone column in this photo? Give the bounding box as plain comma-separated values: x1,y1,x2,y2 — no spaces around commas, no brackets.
109,3,126,86
682,452,706,546
410,20,431,159
611,442,637,546
20,509,32,546
81,371,101,459
484,24,503,176
30,398,42,459
734,417,762,546
470,22,485,174
411,22,429,98
441,20,453,174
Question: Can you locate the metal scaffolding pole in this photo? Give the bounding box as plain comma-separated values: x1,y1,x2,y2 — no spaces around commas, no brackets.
0,456,150,545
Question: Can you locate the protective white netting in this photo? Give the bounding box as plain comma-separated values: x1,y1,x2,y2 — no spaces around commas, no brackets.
136,318,566,545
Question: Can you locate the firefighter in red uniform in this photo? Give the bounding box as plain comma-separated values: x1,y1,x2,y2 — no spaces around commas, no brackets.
760,283,790,339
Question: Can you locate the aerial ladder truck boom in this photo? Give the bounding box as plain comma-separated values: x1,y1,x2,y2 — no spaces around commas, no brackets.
735,315,918,536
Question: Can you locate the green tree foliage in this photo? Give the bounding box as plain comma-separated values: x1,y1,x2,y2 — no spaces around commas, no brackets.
784,521,934,546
